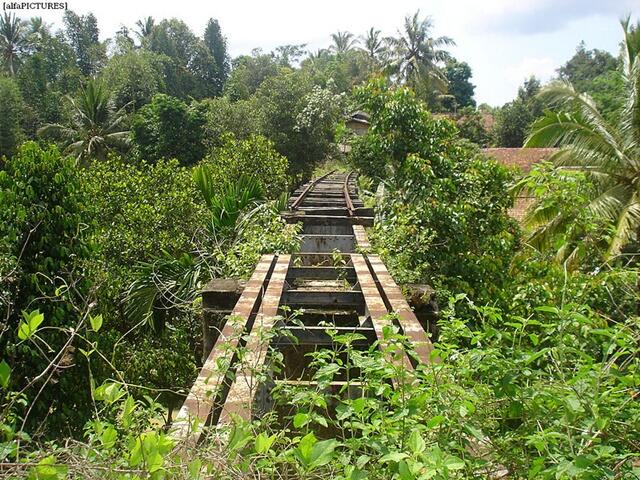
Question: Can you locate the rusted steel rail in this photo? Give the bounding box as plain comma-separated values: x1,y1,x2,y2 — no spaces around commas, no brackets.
290,170,335,210
173,172,433,443
343,170,356,215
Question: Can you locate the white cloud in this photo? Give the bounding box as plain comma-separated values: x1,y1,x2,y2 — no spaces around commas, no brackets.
505,57,557,84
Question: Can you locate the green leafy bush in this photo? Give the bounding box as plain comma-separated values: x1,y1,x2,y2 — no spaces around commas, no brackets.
81,156,205,315
130,94,206,165
0,142,93,435
256,71,344,180
351,80,519,300
201,96,261,150
80,156,205,411
201,134,288,199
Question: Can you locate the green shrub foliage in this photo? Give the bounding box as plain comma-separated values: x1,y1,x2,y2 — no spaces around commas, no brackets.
130,94,206,165
203,134,288,199
351,80,519,300
0,142,93,435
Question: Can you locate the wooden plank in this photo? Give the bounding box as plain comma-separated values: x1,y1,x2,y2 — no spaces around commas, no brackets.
350,254,413,379
172,255,276,444
218,255,291,423
353,225,370,250
367,255,433,365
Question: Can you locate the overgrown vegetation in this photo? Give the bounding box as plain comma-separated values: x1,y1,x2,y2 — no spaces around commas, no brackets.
1,7,638,480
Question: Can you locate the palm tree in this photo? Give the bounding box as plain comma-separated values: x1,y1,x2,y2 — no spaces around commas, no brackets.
38,79,130,163
521,17,640,264
386,11,454,97
360,27,385,60
27,17,47,37
0,12,25,75
135,16,155,42
24,17,50,50
330,31,358,54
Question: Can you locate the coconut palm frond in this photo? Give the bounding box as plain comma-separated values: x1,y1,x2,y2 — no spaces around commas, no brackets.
522,20,640,265
124,253,204,332
607,194,640,258
38,79,130,163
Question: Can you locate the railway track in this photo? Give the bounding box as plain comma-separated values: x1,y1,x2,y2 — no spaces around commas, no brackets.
173,171,433,444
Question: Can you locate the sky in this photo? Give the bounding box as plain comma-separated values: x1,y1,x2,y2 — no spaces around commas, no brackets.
12,0,640,105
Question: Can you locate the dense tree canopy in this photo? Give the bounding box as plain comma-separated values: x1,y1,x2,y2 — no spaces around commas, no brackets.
350,80,518,299
492,76,544,147
558,41,619,92
63,11,105,76
101,50,166,110
442,58,475,110
130,93,206,165
0,76,24,157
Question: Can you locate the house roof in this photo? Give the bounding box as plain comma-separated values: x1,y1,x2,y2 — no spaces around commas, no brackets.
347,111,370,125
483,148,559,222
483,147,558,173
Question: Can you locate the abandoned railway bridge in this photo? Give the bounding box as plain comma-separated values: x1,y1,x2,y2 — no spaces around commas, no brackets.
173,171,435,443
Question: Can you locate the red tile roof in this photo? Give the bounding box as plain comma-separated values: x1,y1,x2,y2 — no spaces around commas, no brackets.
483,147,558,173
482,148,558,222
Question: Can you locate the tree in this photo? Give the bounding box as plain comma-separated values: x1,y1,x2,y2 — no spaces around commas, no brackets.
112,25,135,55
330,31,358,53
38,79,130,162
201,96,261,150
274,44,307,67
0,142,93,434
521,17,640,264
63,11,106,76
386,11,454,106
558,41,618,92
360,28,384,60
102,49,166,110
492,76,544,147
455,106,491,146
203,18,229,94
589,69,625,124
16,31,80,134
148,18,218,98
135,16,155,43
256,71,344,180
130,93,206,165
0,76,24,157
224,50,280,100
441,58,475,111
0,12,25,75
299,47,370,92
26,16,49,44
350,80,518,301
